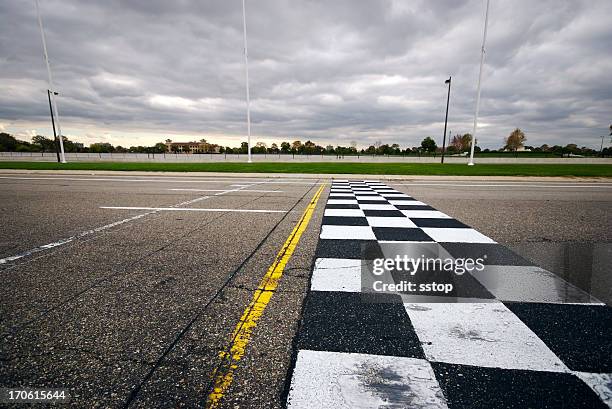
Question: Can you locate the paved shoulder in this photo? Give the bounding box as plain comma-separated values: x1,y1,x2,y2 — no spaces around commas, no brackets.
285,180,611,408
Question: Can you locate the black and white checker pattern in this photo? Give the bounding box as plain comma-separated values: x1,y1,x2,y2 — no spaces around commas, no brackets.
286,180,612,408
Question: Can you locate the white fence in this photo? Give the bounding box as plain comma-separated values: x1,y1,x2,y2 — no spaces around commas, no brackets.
1,151,611,164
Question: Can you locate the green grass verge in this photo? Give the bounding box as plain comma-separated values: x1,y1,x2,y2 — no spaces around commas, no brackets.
1,161,611,177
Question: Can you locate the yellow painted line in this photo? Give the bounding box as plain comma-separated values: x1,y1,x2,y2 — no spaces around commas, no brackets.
205,184,326,408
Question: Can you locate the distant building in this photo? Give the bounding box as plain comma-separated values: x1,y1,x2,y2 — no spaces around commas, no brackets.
164,140,219,153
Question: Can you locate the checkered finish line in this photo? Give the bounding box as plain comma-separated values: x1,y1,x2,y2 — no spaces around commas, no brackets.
286,180,612,409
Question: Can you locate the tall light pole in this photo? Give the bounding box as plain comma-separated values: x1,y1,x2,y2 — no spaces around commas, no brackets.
242,0,252,163
47,89,60,163
468,0,490,166
441,77,451,164
35,0,66,163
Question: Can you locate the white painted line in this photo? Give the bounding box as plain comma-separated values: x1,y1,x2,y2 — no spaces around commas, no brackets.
327,199,359,205
0,176,259,184
311,258,364,292
0,176,323,185
404,302,568,372
401,210,451,219
100,206,286,213
358,204,397,210
168,188,282,193
0,182,260,265
0,212,155,264
356,196,387,201
232,180,322,185
287,350,448,408
324,209,365,217
366,216,417,228
421,227,496,243
388,200,427,206
320,225,376,240
378,240,438,244
380,194,410,198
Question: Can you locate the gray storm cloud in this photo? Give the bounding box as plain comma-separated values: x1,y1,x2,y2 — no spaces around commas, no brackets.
0,0,610,148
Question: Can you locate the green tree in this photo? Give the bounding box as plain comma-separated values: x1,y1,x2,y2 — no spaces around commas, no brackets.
90,142,115,153
15,144,33,152
153,143,167,153
291,140,302,153
32,135,56,152
280,142,290,153
565,143,579,155
304,140,317,154
420,137,437,153
240,141,248,154
268,143,279,153
253,142,267,154
0,133,18,151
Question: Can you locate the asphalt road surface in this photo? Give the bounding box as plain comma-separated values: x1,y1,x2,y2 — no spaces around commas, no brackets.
0,172,610,408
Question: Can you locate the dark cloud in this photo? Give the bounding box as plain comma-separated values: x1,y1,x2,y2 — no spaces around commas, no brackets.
0,0,610,148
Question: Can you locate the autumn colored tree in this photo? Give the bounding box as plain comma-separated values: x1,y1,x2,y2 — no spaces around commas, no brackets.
450,133,472,152
504,128,526,152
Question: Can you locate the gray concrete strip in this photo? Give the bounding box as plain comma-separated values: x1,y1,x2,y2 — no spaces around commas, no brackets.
1,169,611,183
3,151,612,164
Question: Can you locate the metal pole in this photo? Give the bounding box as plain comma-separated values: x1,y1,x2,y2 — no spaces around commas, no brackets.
242,0,252,163
47,90,60,162
441,77,451,164
468,0,490,166
35,0,66,163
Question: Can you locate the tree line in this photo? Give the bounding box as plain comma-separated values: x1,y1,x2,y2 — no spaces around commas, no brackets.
0,133,168,154
418,128,610,157
1,129,609,157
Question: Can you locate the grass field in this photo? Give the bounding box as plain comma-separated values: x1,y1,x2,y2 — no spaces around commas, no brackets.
1,161,611,177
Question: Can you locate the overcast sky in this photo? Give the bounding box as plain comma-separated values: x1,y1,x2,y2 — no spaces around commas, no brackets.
1,0,610,149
